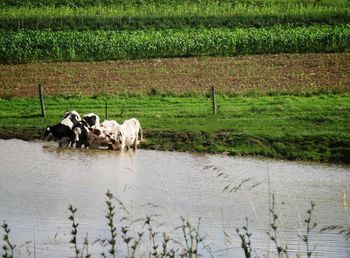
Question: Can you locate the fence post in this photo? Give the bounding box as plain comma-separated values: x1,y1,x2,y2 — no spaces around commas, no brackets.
105,99,108,120
38,84,46,117
211,86,217,115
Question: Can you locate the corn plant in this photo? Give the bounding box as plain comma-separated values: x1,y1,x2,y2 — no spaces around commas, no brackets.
0,4,349,31
0,25,349,64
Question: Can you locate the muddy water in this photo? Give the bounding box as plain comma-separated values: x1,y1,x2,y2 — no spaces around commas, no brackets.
0,139,349,257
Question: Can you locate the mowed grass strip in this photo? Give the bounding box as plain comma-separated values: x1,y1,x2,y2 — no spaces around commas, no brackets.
1,25,349,64
1,4,349,31
0,94,349,163
1,53,349,97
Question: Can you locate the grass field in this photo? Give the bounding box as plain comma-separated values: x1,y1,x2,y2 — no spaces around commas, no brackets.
1,93,349,163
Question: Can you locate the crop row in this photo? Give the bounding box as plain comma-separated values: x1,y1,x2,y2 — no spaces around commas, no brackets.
1,4,349,31
1,25,349,64
1,0,347,8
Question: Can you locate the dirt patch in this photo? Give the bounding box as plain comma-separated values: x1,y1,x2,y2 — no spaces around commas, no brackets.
1,53,349,97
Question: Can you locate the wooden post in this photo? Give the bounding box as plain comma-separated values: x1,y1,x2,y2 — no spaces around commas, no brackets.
38,84,46,117
211,86,217,115
105,99,108,120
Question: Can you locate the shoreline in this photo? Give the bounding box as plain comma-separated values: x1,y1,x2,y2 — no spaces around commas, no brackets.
1,126,349,164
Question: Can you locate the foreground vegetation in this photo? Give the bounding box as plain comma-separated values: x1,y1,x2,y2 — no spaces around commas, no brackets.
0,93,349,163
1,25,349,64
1,190,349,257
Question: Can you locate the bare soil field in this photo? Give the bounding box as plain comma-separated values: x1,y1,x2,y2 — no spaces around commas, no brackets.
0,53,349,97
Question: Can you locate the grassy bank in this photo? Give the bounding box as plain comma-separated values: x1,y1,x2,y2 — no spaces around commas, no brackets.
1,93,349,163
1,4,349,31
1,25,349,64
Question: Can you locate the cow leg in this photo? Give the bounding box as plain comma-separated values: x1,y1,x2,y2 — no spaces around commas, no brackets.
132,139,137,151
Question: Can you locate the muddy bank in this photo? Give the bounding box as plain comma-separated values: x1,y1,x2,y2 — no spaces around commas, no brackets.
1,126,349,164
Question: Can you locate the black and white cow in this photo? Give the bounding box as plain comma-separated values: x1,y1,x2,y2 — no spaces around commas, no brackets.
63,110,81,125
87,125,115,149
82,113,100,129
72,113,101,148
72,120,90,148
44,115,77,147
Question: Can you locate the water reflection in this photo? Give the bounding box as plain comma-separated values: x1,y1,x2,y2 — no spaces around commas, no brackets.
0,139,349,257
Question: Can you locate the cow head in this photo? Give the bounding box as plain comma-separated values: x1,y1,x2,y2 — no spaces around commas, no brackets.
69,114,80,126
64,111,81,122
43,126,53,140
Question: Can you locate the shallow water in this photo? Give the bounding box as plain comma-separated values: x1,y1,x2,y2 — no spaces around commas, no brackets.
0,139,349,257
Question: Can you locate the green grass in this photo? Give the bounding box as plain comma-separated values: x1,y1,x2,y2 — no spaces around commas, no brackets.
1,25,349,63
0,0,348,8
1,93,349,163
1,4,349,30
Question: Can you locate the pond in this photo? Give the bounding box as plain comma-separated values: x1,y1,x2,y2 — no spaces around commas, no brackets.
0,139,349,257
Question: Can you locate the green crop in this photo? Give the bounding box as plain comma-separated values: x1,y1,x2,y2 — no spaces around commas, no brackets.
0,25,349,63
0,0,348,8
0,4,349,30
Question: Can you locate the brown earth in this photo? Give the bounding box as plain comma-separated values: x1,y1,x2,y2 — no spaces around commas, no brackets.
0,53,349,97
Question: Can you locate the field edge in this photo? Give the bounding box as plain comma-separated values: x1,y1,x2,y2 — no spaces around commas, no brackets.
1,126,349,164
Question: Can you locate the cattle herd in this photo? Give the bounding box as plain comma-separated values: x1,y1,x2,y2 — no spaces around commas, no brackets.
44,111,143,151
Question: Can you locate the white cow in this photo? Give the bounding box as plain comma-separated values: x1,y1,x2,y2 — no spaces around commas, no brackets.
101,120,120,134
114,118,143,150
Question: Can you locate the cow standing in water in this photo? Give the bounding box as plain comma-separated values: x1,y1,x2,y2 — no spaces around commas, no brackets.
73,113,103,148
63,110,81,122
82,113,100,128
114,118,143,150
44,111,81,147
73,113,117,149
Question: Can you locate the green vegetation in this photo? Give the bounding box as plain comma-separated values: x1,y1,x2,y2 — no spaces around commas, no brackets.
1,25,349,63
0,0,349,163
1,4,349,31
0,0,348,63
1,93,349,163
1,0,348,8
2,190,349,257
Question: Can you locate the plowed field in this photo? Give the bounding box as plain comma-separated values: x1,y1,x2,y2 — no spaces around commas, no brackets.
1,53,349,97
